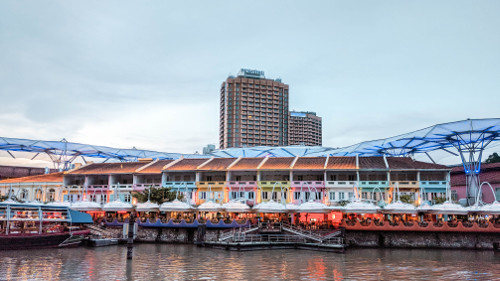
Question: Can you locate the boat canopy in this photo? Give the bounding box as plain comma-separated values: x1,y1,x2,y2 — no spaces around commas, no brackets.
71,200,102,211
429,201,468,215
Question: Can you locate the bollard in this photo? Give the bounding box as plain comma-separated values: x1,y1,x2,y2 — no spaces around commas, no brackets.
127,212,136,260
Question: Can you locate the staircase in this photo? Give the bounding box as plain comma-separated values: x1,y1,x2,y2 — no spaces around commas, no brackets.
87,225,116,238
219,227,259,242
281,224,323,243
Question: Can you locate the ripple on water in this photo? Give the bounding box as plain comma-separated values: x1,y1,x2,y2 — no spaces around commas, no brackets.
0,245,499,280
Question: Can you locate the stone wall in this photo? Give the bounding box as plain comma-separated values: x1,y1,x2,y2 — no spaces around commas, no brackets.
103,226,220,244
346,231,499,250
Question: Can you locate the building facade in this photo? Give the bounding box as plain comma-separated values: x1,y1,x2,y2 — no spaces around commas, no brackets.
219,69,289,149
1,157,451,207
451,162,500,204
288,111,322,146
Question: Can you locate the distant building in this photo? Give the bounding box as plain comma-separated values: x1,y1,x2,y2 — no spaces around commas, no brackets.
288,111,322,146
203,144,216,155
219,68,289,149
0,165,57,181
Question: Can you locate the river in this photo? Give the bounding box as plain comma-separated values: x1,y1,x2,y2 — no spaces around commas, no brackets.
0,244,499,280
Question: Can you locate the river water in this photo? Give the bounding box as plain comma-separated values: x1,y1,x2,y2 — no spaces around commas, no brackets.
0,244,499,280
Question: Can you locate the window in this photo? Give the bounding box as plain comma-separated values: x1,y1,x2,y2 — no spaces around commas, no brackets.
272,192,278,200
348,192,354,200
200,192,207,200
248,192,255,200
348,175,355,181
231,191,238,199
294,192,301,200
496,188,500,202
451,190,458,202
329,192,335,201
339,192,345,200
362,192,368,199
262,192,269,200
305,192,311,201
124,194,131,203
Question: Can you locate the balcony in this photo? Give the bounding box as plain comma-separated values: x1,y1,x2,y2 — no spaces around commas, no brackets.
87,185,110,191
258,181,290,190
420,181,447,192
133,183,162,191
227,181,258,190
163,181,197,189
358,181,389,189
325,181,357,188
109,184,133,191
390,181,419,189
290,181,325,190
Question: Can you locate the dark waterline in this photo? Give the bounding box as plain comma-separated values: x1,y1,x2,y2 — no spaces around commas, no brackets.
1,245,499,280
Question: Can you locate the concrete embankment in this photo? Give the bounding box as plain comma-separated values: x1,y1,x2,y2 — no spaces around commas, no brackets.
99,226,499,250
346,230,499,250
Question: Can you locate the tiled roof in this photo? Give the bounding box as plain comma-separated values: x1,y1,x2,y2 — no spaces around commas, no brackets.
359,157,386,169
229,158,265,170
451,170,500,186
387,157,448,170
326,157,356,170
163,158,209,171
198,158,237,171
136,160,174,174
0,166,58,180
0,172,64,184
259,157,295,170
68,162,152,175
451,162,500,173
292,157,326,170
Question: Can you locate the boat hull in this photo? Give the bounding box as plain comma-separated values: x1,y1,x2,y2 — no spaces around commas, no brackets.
0,230,90,250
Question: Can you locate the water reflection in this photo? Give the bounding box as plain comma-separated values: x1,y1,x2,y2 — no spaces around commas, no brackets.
0,245,499,280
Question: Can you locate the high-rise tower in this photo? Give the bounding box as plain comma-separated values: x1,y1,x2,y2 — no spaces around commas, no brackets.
288,111,322,146
219,69,289,149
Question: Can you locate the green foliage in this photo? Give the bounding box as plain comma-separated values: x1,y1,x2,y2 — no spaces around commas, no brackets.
337,200,350,207
132,187,183,205
433,196,447,204
485,152,500,164
399,194,414,204
0,194,18,202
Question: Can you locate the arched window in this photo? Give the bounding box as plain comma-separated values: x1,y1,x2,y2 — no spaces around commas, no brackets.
35,189,43,201
48,189,56,202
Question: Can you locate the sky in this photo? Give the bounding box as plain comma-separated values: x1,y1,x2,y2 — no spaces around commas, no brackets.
1,1,500,167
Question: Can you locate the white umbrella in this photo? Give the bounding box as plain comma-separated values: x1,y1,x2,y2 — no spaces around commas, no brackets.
417,201,433,212
71,200,102,211
136,200,160,212
343,200,380,214
222,201,251,213
103,200,134,212
160,199,195,212
46,201,71,207
297,200,329,213
382,201,417,214
253,200,287,213
429,201,467,215
479,201,500,214
197,200,223,212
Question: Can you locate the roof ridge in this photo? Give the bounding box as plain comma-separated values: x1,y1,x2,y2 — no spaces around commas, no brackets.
162,156,184,170
257,156,270,169
136,159,159,173
227,157,242,170
197,157,214,170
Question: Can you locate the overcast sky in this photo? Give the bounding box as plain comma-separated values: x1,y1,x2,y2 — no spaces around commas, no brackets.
1,1,500,166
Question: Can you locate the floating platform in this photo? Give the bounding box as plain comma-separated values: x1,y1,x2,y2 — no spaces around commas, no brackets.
86,238,119,247
203,241,345,252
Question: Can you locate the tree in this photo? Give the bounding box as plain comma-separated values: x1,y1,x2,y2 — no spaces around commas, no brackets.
433,196,447,204
132,187,183,205
399,194,414,204
485,152,500,164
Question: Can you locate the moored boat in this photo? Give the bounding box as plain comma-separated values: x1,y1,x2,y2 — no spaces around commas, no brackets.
0,200,93,250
